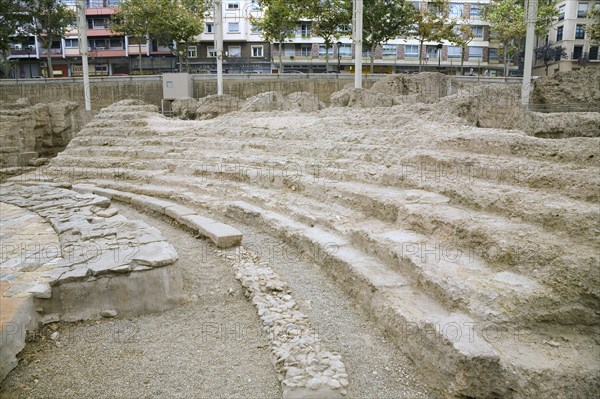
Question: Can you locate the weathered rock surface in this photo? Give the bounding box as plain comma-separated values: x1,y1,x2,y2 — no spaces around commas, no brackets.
532,69,600,108
0,100,80,168
15,99,600,398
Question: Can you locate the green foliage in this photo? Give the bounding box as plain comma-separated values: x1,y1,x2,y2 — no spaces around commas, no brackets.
534,41,566,75
484,0,558,75
587,6,600,44
0,0,31,54
251,0,297,44
25,0,76,77
112,0,207,72
251,0,297,71
410,0,460,71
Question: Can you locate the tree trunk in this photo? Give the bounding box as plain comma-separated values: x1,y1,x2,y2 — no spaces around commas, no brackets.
138,41,143,75
325,47,330,72
503,46,508,77
46,37,53,78
370,44,375,73
418,40,424,72
460,46,465,75
279,43,283,73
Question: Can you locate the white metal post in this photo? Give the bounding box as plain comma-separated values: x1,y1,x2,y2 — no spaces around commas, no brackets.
522,0,537,106
215,0,224,96
354,0,363,89
77,0,91,111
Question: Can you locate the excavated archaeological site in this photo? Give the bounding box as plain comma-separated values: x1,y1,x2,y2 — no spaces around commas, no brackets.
0,71,599,399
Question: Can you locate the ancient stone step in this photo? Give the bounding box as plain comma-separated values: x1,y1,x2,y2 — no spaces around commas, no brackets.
224,200,599,399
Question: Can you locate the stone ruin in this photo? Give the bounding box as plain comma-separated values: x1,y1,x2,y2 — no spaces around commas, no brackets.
0,99,80,169
1,71,599,398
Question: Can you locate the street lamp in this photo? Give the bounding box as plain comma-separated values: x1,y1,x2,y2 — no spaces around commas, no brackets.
25,46,32,78
336,41,342,74
437,43,443,71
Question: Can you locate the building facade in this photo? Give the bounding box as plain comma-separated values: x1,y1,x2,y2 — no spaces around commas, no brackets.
7,0,597,78
534,0,600,75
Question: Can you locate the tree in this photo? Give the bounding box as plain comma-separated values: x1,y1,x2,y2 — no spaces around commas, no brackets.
0,0,30,54
26,0,76,78
251,0,297,73
300,0,352,72
410,0,460,72
112,0,162,74
484,0,558,76
587,6,600,44
153,0,207,72
363,0,416,73
454,17,474,75
534,41,566,75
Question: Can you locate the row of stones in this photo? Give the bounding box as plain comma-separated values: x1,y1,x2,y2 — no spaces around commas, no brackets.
0,182,178,299
70,183,243,249
221,246,349,398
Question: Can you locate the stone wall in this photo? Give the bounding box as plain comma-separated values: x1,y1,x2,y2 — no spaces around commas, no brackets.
0,99,79,167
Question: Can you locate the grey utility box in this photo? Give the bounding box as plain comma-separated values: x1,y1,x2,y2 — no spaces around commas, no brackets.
162,73,193,100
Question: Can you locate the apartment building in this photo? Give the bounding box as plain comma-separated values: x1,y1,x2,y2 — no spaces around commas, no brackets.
273,1,502,75
535,0,600,75
10,0,596,77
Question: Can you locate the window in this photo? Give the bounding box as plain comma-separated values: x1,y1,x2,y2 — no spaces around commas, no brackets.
472,26,484,39
109,38,123,49
590,46,599,60
251,45,263,57
338,43,352,57
573,45,583,59
250,0,260,10
405,44,419,57
88,18,109,29
300,23,311,37
489,48,499,61
300,44,312,56
284,44,295,56
426,45,440,59
228,45,241,58
469,46,483,60
89,38,108,49
449,3,463,17
64,38,78,48
251,24,261,34
448,46,462,58
227,2,239,10
207,46,216,57
558,4,565,20
319,44,334,56
556,26,563,41
228,22,239,32
206,22,214,33
187,46,197,58
470,4,482,18
576,24,585,39
578,3,589,17
383,44,397,56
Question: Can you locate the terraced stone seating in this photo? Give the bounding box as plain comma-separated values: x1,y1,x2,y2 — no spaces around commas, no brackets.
16,99,599,398
0,182,182,381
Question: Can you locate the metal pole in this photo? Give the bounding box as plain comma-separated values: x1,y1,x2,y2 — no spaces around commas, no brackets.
354,0,363,88
78,0,91,111
522,0,537,106
215,0,224,96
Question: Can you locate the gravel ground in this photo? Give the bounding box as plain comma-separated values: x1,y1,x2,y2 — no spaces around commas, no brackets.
0,204,280,399
221,224,437,399
1,203,436,399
